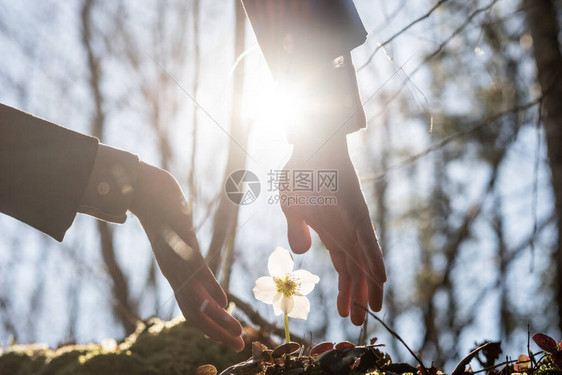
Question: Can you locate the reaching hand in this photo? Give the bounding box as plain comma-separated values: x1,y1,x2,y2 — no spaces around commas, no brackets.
280,138,386,325
130,162,244,352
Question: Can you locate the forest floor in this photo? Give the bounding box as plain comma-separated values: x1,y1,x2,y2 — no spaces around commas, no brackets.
0,317,561,375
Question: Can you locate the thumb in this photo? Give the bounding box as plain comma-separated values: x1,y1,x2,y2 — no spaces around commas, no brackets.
282,206,312,254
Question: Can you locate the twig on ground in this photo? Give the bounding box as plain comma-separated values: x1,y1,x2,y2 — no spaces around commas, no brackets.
452,342,492,375
356,304,429,375
471,351,543,374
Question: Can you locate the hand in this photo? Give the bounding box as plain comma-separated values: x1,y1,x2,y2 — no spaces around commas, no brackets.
130,162,244,352
280,138,386,325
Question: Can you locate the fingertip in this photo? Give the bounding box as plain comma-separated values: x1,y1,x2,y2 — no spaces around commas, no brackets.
230,337,245,353
205,301,242,338
335,268,351,319
368,283,384,312
338,305,350,318
287,218,311,254
370,303,382,312
369,297,382,313
337,293,350,318
350,289,368,325
350,309,366,326
219,293,228,309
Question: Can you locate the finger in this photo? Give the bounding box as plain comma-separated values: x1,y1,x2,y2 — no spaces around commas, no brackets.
199,299,243,338
189,256,228,308
281,205,311,254
156,230,228,311
331,250,352,318
346,246,368,326
170,223,228,307
176,283,244,352
178,297,245,352
317,231,351,318
355,221,386,312
189,282,242,337
313,217,357,318
340,202,386,312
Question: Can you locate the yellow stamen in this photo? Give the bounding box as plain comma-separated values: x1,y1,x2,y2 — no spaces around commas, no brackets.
275,275,300,297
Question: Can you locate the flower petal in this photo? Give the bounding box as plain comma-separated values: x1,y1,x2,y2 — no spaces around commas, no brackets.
288,295,310,320
272,293,283,316
280,295,294,314
253,276,277,304
268,247,294,278
293,269,320,295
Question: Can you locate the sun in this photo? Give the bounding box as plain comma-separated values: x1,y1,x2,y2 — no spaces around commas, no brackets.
243,77,310,140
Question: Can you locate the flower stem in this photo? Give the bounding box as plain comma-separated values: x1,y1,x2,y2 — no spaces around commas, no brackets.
284,313,290,343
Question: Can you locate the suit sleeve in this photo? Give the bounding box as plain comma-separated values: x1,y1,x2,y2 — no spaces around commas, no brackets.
241,0,368,142
0,103,99,241
241,0,367,79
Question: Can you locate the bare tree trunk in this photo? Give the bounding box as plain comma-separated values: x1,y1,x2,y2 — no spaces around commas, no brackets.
524,0,562,332
81,0,137,335
97,221,137,333
206,0,248,279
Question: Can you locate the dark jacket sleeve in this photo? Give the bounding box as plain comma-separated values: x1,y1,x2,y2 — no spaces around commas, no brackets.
241,0,367,79
241,0,368,141
0,104,99,241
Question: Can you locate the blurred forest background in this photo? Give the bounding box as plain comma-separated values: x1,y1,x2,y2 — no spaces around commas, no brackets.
1,0,561,371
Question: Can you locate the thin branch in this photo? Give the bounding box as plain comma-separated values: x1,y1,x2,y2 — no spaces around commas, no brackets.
358,0,449,71
471,352,542,373
363,0,500,126
357,305,429,375
369,0,409,37
452,342,493,375
363,97,542,183
377,45,433,133
426,0,498,62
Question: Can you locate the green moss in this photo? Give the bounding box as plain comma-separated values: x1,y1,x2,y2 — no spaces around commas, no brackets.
0,318,250,375
0,351,46,375
58,352,157,375
41,348,87,375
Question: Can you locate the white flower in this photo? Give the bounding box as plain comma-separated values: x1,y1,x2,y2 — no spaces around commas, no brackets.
253,247,320,320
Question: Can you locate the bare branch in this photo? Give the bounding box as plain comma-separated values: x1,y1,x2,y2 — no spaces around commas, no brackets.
363,97,542,183
358,0,449,71
358,305,429,375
